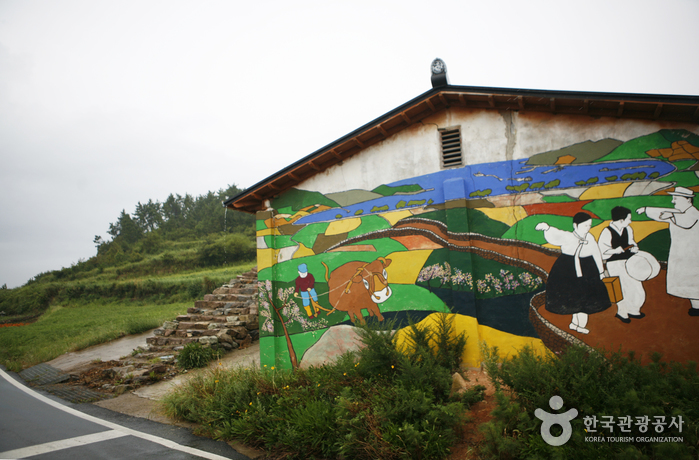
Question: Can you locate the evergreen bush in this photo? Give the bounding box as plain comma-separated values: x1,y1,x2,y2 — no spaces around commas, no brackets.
177,342,221,370
480,344,698,459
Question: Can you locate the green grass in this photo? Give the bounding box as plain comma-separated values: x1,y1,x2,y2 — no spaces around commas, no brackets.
0,301,189,371
0,257,256,371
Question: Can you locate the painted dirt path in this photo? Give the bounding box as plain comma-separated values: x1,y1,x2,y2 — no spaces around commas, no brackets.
334,217,699,364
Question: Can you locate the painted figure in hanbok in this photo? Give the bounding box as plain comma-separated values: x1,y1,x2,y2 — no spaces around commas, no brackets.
637,186,699,316
598,206,645,323
536,212,611,334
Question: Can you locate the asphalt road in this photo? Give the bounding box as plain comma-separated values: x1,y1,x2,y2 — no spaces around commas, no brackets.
0,366,250,460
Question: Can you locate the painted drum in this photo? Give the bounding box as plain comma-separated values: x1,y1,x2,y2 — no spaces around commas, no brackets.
626,251,661,281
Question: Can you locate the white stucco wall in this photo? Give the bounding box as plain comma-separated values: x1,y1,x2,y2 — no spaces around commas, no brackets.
297,107,699,195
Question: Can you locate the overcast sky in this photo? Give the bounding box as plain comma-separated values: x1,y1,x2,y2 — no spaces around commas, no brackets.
1,0,698,288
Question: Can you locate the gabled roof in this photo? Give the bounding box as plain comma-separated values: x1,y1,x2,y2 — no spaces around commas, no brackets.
224,85,699,214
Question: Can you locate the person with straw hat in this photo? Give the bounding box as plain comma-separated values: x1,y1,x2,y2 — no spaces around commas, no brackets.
637,186,699,316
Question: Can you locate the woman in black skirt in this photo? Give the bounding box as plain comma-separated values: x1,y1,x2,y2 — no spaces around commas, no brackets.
535,212,611,334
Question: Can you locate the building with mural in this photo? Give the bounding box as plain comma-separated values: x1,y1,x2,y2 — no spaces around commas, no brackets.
225,59,699,371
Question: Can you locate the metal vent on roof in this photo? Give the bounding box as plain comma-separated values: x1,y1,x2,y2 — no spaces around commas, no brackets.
440,127,463,168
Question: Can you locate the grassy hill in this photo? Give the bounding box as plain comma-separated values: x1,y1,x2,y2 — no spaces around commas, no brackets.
0,186,257,371
0,231,256,371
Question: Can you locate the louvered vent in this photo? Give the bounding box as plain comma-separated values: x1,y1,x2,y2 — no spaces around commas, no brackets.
440,128,463,168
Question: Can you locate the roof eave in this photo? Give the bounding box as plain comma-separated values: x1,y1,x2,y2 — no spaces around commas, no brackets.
225,85,699,213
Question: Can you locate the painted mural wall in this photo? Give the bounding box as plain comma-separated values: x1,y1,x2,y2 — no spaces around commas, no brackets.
256,113,699,370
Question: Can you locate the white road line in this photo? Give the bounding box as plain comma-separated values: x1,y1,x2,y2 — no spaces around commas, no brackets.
0,430,128,459
0,367,233,460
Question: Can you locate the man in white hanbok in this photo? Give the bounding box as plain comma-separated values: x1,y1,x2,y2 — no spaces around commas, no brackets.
637,187,699,316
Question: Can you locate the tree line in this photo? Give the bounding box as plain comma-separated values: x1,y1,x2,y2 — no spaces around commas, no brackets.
97,184,253,248
81,184,257,270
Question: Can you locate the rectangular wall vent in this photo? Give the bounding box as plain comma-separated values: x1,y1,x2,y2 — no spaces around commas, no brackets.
440,128,463,168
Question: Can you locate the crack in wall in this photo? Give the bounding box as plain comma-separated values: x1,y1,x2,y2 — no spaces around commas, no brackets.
503,110,517,161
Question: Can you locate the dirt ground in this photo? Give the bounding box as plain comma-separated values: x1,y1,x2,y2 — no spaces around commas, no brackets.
447,368,498,460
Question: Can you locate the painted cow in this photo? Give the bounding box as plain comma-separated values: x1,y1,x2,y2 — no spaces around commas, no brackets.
323,257,392,323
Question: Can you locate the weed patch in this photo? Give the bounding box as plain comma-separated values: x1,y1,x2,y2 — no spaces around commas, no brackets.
177,342,222,370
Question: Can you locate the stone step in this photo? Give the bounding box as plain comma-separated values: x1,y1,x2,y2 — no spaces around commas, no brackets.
212,287,256,295
176,320,226,330
146,336,195,346
186,307,251,317
203,293,254,302
177,329,221,338
195,300,254,310
187,313,249,323
141,267,258,358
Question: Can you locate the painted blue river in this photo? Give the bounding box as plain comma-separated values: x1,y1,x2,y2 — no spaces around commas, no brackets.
296,158,676,225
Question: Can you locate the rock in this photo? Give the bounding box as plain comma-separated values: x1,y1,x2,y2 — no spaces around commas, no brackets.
150,365,168,374
159,355,175,363
162,321,178,330
299,325,364,369
153,328,165,336
226,316,240,323
113,384,134,395
219,342,233,351
216,331,234,344
113,365,135,378
199,336,218,346
207,323,219,330
101,368,117,379
238,335,252,348
450,372,469,397
228,326,249,339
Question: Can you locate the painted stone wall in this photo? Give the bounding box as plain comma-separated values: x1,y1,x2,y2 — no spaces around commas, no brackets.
257,111,699,370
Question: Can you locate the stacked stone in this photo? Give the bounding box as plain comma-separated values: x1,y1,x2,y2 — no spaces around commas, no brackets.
145,268,259,355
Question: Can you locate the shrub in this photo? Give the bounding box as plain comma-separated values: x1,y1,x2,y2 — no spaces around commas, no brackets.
163,317,484,459
479,344,699,459
197,234,255,266
177,342,221,370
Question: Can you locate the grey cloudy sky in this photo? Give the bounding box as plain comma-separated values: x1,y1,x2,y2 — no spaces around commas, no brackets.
1,0,698,288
